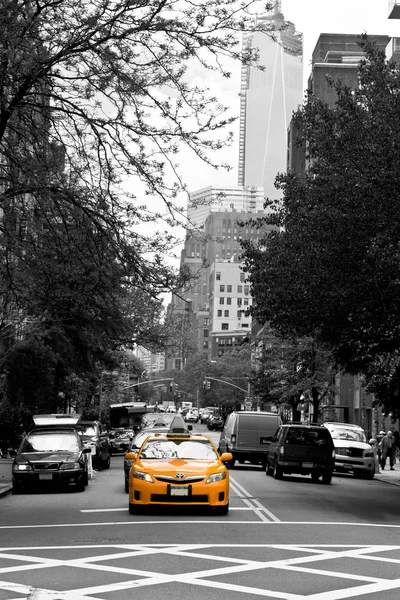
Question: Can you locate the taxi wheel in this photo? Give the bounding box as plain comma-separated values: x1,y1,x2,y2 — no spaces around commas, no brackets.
129,502,139,514
215,502,229,515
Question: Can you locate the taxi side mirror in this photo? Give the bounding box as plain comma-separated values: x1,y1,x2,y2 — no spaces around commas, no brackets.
125,452,138,461
220,452,233,463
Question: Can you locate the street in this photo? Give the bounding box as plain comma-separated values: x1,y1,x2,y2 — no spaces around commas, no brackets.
1,425,400,600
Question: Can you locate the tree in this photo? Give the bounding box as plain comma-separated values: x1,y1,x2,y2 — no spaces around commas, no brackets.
242,37,400,410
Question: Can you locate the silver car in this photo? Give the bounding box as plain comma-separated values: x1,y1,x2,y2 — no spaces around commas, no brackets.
323,422,375,479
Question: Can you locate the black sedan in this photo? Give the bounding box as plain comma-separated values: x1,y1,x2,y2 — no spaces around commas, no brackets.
12,427,91,493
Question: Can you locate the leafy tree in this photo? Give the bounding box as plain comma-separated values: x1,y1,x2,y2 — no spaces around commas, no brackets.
243,37,400,411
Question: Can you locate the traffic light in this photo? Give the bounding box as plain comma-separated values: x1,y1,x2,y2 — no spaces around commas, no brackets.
169,381,173,392
207,381,211,390
202,380,207,390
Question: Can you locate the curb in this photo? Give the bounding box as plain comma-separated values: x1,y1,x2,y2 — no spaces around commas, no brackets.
0,484,12,498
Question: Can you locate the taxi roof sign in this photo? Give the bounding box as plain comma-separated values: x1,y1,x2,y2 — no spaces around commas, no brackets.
166,414,191,437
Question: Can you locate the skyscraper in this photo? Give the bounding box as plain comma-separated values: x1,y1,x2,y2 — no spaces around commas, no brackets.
238,1,303,201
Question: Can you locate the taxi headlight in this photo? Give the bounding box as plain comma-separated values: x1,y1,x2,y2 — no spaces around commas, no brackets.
131,470,153,483
206,472,227,484
60,462,80,470
13,463,33,472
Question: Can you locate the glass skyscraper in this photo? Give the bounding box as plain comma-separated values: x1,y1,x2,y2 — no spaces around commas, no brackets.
238,2,303,201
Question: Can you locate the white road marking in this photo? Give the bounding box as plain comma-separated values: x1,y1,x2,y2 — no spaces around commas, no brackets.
1,544,400,600
231,477,281,521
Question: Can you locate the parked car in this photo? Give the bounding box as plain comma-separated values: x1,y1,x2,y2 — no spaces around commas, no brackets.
207,414,224,431
75,420,111,470
218,411,282,469
109,428,134,455
322,422,375,479
125,415,232,514
12,417,91,493
265,424,335,484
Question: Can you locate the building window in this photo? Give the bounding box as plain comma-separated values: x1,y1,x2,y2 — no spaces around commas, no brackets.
237,310,242,318
203,341,209,348
220,285,225,292
216,272,221,281
241,323,249,328
204,318,209,326
237,298,242,306
222,323,229,330
227,285,232,292
240,273,245,282
224,310,229,317
217,310,222,317
226,338,232,346
227,297,232,305
244,285,249,295
237,285,242,293
219,297,224,305
244,298,249,305
204,330,209,337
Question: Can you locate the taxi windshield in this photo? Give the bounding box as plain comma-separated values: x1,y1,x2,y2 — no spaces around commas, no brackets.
139,439,218,460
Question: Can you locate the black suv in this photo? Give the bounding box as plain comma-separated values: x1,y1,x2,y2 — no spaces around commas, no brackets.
76,420,111,470
265,424,335,484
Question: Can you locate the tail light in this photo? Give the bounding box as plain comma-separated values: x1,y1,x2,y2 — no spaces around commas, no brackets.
231,435,236,444
280,446,284,455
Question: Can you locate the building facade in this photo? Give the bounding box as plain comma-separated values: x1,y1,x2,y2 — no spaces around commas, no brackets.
238,1,303,200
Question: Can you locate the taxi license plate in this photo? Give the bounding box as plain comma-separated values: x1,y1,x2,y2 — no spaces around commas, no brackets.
170,486,189,496
39,473,53,480
303,462,314,468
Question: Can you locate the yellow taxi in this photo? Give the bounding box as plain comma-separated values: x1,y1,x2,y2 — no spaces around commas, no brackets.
126,415,232,515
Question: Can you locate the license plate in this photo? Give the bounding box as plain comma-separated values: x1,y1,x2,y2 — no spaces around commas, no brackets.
39,473,53,480
343,464,352,470
170,486,189,496
303,462,314,468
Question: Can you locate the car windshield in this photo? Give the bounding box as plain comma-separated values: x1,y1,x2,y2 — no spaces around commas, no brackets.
139,439,218,460
20,432,80,453
76,425,96,436
328,428,366,442
286,428,332,446
142,414,176,428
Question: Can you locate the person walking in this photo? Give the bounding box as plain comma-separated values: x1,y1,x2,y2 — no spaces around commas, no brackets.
380,431,396,470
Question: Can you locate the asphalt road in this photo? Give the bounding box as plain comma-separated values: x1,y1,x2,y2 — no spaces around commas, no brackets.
1,424,400,600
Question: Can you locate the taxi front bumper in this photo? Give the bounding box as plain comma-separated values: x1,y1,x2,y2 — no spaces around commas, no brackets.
129,478,229,506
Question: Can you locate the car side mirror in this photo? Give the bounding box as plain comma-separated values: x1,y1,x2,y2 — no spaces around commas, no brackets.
125,452,138,461
220,452,233,463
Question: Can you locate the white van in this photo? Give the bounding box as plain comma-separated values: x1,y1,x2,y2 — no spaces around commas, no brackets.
218,411,282,468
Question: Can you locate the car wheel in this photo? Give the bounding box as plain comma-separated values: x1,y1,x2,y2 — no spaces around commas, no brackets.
311,471,320,482
364,467,375,480
274,463,283,480
76,478,86,492
12,482,22,495
125,479,129,493
266,459,274,476
322,471,332,485
83,470,89,487
102,455,111,470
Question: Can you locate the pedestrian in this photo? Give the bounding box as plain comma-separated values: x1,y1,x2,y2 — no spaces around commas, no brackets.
376,430,385,465
380,431,396,470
